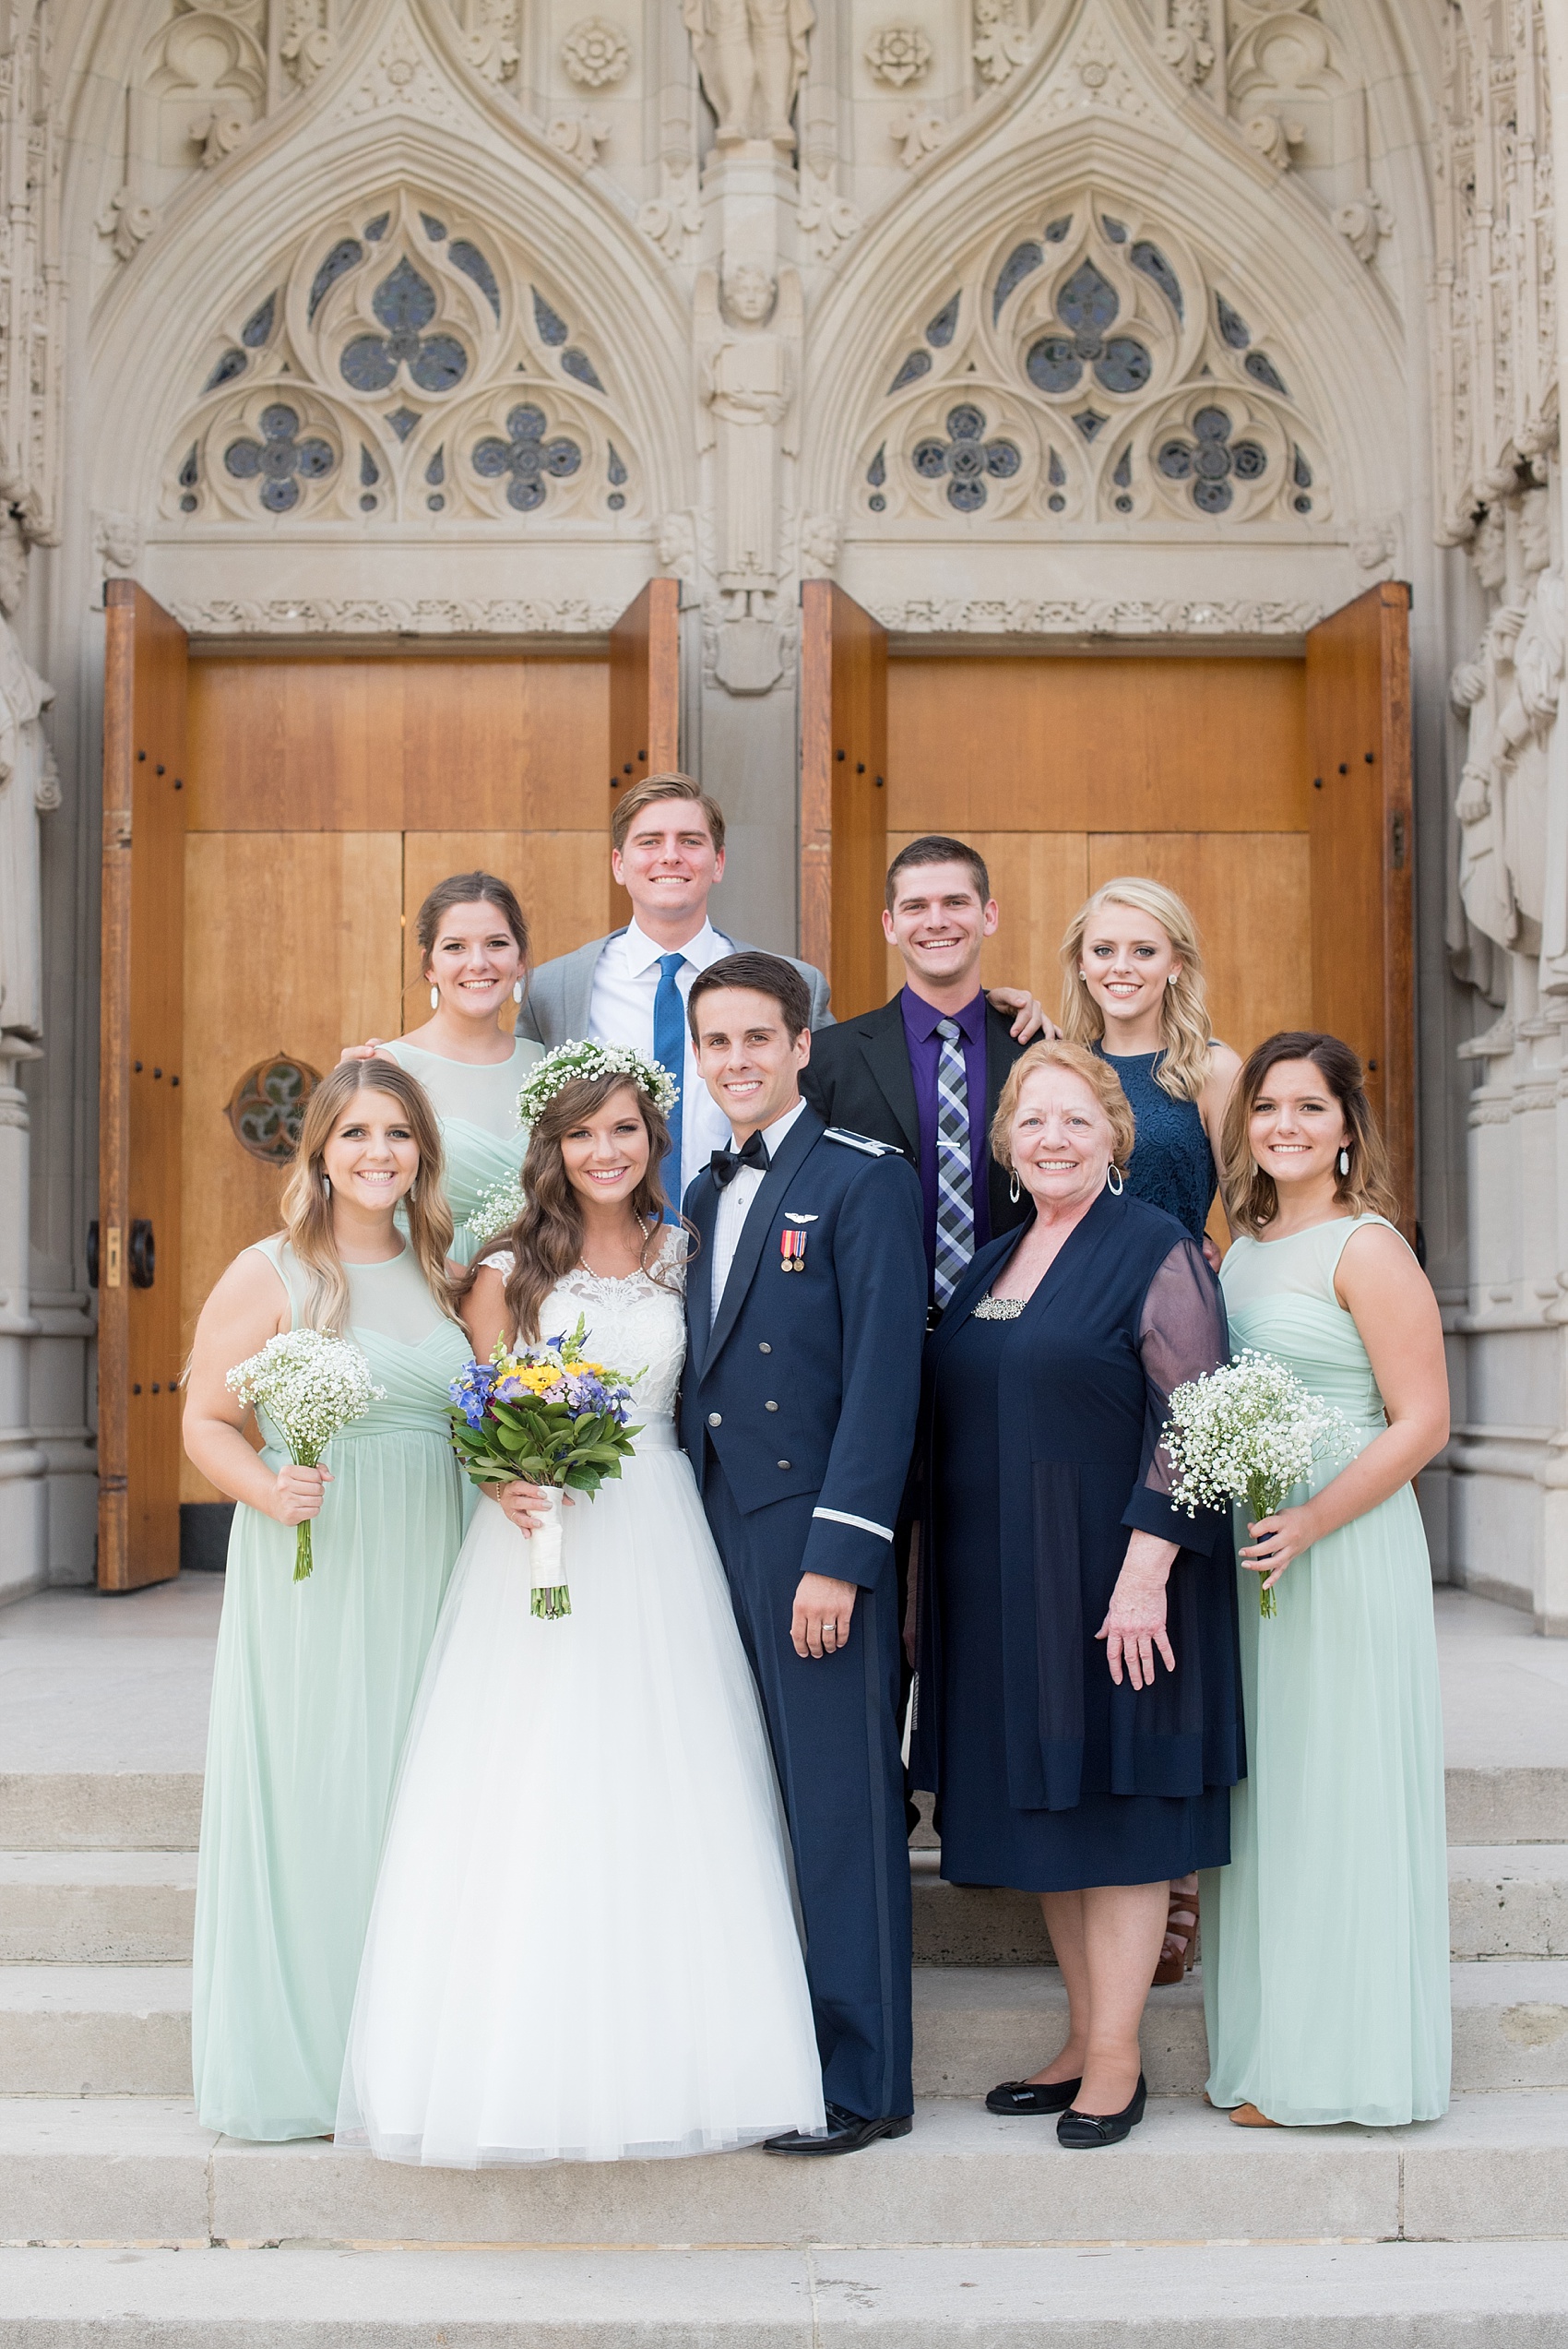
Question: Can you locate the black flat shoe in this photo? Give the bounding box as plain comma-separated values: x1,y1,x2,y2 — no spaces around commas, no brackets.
985,2077,1082,2116
764,2102,913,2156
1056,2073,1147,2149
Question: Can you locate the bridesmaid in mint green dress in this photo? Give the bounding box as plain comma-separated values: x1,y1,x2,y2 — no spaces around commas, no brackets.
184,1060,470,2140
1201,1032,1451,2129
360,872,542,1262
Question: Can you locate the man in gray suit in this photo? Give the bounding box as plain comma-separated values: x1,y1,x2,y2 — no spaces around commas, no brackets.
517,772,832,1204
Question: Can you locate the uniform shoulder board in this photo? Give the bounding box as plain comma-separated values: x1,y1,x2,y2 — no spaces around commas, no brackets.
823,1127,897,1156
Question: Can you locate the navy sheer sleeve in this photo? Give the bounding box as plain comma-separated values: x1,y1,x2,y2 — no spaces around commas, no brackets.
1120,1236,1229,1556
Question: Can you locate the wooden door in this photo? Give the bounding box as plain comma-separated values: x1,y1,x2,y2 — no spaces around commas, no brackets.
98,581,188,1590
1306,583,1415,1229
607,577,682,930
801,581,888,1019
176,583,679,1532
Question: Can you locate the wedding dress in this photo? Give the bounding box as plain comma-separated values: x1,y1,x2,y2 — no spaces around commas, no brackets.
336,1248,826,2165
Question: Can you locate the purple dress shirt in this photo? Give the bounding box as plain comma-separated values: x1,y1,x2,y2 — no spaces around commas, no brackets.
899,986,992,1283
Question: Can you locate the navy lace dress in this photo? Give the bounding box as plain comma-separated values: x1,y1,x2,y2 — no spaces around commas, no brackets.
1099,1049,1215,1244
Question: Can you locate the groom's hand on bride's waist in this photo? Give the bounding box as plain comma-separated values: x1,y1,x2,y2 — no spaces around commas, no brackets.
791,1573,857,1660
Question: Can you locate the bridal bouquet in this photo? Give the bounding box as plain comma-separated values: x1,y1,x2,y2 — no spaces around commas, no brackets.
446,1316,642,1619
226,1329,384,1582
468,1169,526,1251
1161,1349,1355,1617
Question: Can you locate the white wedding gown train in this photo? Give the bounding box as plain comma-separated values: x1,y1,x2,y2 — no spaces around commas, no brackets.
337,1260,825,2165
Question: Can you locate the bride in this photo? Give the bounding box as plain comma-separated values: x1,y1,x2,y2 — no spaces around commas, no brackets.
337,1043,826,2165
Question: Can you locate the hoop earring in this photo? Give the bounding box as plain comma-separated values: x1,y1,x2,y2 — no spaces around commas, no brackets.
1337,1147,1351,1178
1106,1163,1124,1197
513,978,525,1004
429,984,440,1010
1008,1164,1021,1204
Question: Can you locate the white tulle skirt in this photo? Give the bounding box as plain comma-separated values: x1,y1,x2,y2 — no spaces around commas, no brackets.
336,1421,826,2166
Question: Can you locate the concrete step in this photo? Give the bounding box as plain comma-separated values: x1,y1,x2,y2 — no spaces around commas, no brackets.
6,1844,1558,1973
1449,1843,1568,1960
3,1760,1562,1858
3,2093,1567,2251
1,2239,1566,2343
0,1854,197,1963
0,1775,203,1854
4,1962,1566,2103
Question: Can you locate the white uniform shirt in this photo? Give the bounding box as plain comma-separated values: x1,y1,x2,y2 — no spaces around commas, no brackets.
709,1096,809,1330
587,916,736,1201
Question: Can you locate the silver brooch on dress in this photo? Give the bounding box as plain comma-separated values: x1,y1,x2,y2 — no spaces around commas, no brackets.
972,1295,1025,1320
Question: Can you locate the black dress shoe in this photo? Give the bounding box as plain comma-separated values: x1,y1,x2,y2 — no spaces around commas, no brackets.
985,2076,1083,2116
1056,2073,1147,2149
764,2102,914,2155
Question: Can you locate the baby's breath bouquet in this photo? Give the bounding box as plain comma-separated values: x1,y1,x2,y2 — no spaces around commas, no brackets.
468,1169,526,1251
446,1315,642,1619
1162,1349,1355,1617
226,1329,384,1582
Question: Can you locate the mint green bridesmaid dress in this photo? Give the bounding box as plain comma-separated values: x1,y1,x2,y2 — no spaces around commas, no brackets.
381,1036,542,1264
1201,1214,1450,2127
192,1238,471,2140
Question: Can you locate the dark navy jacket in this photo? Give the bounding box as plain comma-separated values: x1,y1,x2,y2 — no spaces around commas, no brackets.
681,1106,927,1591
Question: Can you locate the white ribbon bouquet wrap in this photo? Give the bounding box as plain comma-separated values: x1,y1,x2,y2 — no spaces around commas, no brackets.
447,1315,642,1619
225,1328,384,1581
1161,1348,1354,1617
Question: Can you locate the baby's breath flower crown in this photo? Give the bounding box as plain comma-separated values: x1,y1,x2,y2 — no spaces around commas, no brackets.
516,1040,679,1128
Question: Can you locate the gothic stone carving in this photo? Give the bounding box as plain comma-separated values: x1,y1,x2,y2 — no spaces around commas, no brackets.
695,263,802,594
682,0,814,149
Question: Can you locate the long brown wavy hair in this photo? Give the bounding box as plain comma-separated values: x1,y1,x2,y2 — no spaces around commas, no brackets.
494,1072,679,1343
278,1060,458,1332
1220,1031,1399,1235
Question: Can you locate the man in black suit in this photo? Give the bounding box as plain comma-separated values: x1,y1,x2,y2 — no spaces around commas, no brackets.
800,835,1039,1306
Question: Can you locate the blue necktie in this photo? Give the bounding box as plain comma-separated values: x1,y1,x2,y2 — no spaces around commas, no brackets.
653,951,686,1211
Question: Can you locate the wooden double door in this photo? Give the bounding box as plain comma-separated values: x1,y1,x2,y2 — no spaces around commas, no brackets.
802,580,1415,1243
97,578,679,1591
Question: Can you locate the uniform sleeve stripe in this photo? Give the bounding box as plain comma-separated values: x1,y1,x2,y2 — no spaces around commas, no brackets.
812,1507,895,1541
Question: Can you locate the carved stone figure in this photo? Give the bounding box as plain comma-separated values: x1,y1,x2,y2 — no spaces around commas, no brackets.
682,0,814,148
695,263,801,594
0,519,55,1055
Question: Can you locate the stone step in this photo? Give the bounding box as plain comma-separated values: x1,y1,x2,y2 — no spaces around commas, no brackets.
6,1843,1560,1972
917,1845,1568,1967
3,1761,1562,1857
0,1775,204,1854
1449,1844,1568,1961
1,2239,1566,2343
0,1854,197,1963
4,1961,1565,2103
3,2093,1568,2252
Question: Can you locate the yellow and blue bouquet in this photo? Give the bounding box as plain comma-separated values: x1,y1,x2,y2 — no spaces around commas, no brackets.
446,1315,642,1618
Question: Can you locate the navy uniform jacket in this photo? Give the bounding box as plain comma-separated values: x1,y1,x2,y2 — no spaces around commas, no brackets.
680,1106,927,1591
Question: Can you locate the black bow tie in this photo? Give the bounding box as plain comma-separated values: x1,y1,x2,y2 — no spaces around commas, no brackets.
710,1131,770,1188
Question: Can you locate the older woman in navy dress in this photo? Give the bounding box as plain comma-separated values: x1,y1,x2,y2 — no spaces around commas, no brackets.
912,1042,1241,2148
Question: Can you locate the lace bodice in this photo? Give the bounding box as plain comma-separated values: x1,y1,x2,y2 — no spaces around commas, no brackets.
480,1247,688,1423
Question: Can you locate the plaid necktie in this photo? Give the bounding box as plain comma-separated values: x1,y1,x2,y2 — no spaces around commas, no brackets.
933,1018,975,1305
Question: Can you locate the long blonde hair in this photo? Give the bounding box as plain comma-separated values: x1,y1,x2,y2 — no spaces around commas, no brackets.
1058,876,1215,1103
278,1060,457,1333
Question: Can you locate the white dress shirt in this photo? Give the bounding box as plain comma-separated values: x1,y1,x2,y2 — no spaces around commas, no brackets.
587,916,736,1200
710,1096,809,1330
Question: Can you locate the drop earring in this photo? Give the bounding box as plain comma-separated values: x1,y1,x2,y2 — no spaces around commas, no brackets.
513,978,525,1004
430,984,440,1011
1008,1164,1021,1204
1337,1147,1351,1177
321,1174,331,1199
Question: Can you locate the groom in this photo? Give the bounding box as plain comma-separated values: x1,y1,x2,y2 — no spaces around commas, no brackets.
679,951,927,2153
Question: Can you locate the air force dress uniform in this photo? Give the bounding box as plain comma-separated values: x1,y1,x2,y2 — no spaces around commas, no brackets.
681,1104,926,2125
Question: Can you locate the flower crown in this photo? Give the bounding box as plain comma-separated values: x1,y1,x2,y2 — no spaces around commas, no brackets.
517,1040,679,1128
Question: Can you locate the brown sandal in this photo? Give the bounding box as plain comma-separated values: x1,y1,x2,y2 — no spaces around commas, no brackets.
1229,2103,1278,2128
1152,1878,1199,1987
